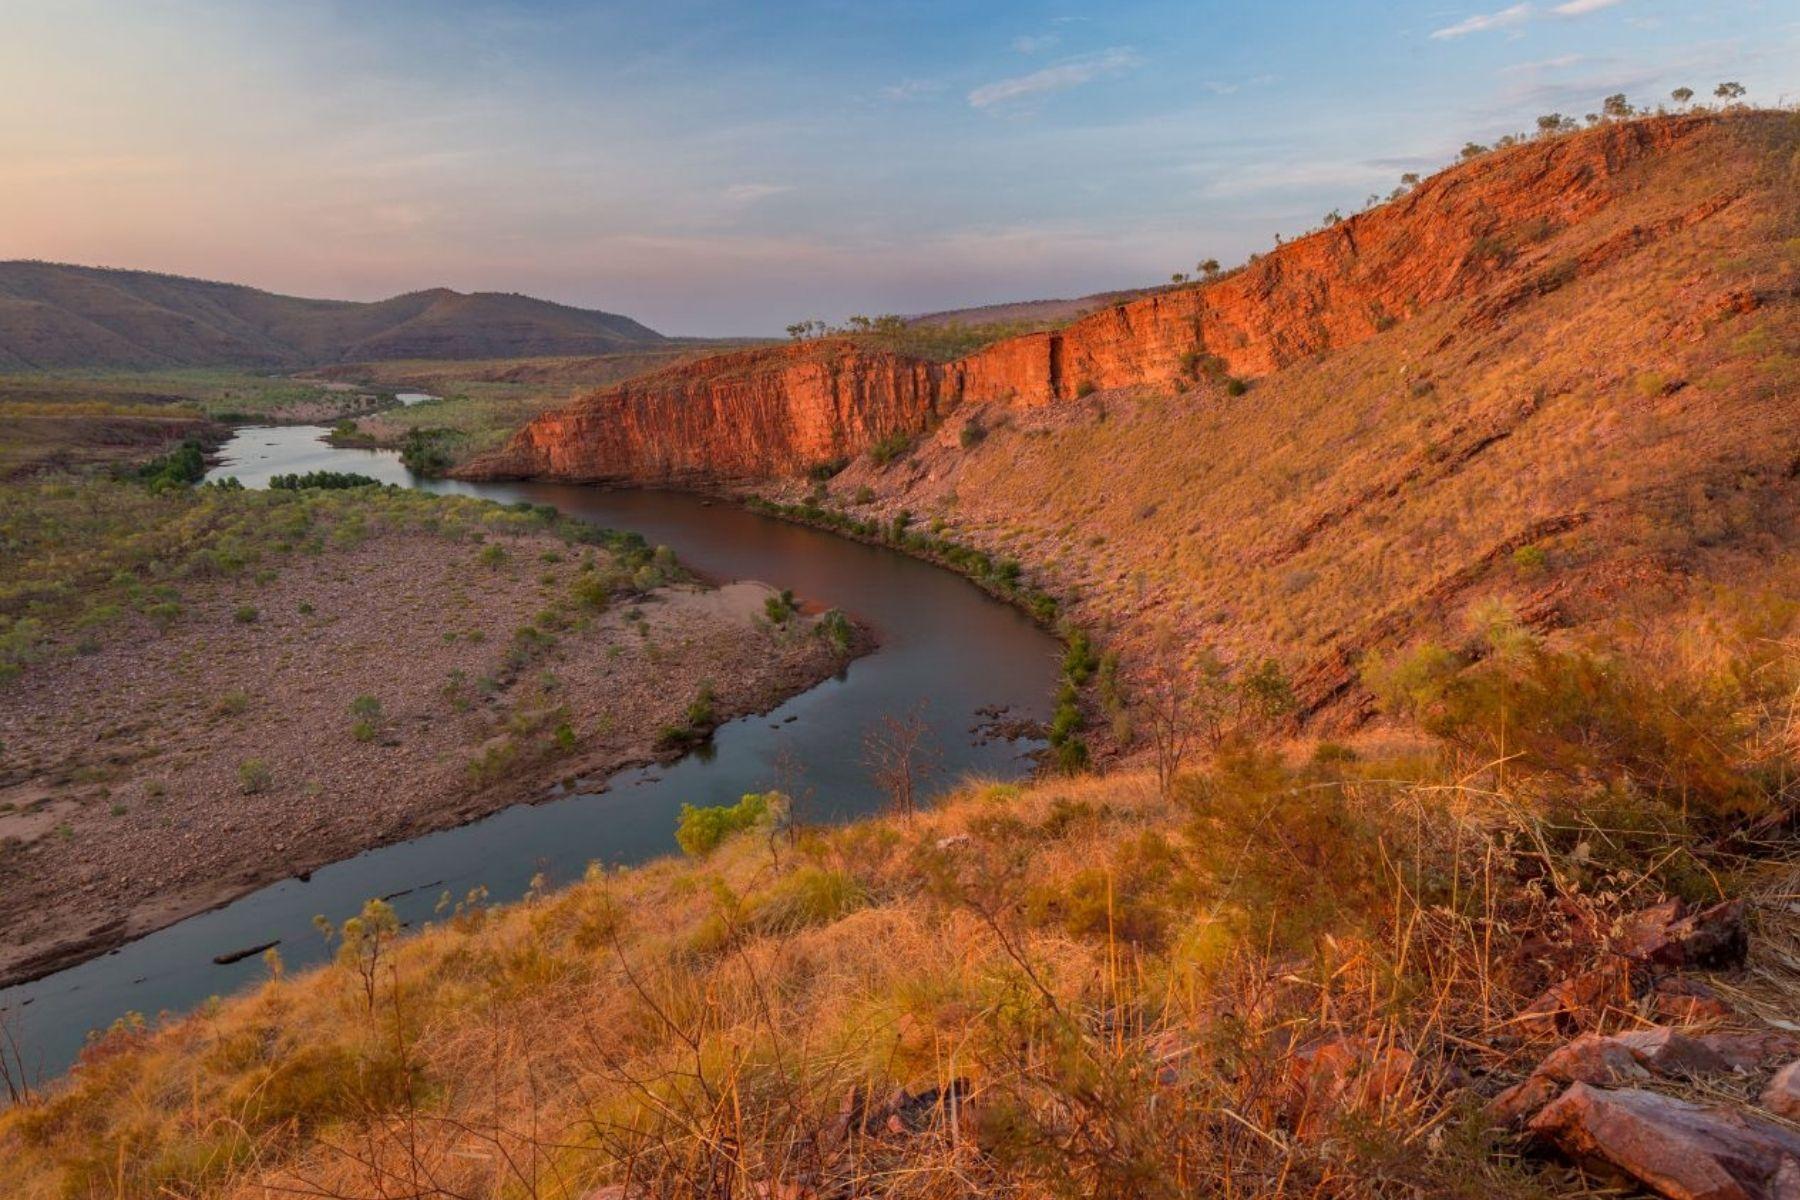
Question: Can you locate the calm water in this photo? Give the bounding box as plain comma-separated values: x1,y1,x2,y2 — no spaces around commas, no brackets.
1,426,1061,1080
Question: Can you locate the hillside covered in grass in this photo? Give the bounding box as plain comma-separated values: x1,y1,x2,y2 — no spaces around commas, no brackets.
771,110,1800,727
2,569,1797,1197
469,113,1798,734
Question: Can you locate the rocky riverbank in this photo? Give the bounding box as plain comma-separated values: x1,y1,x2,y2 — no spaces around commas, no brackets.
0,516,860,987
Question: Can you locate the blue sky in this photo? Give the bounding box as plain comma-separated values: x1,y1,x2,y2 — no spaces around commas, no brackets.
1,0,1794,334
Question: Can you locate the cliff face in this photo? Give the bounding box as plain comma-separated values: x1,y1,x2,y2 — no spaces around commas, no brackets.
480,341,944,483
468,116,1718,484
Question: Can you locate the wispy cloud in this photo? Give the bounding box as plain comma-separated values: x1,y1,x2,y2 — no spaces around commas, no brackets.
1430,4,1534,39
1012,33,1060,55
722,182,791,203
1432,0,1627,41
1501,53,1585,73
968,48,1142,109
880,78,945,102
1201,73,1277,95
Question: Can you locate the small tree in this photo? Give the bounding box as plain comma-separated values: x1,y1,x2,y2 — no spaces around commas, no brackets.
864,706,935,821
315,898,400,1014
1170,272,1189,284
1460,142,1489,161
1714,81,1746,104
1140,629,1234,797
1671,87,1694,107
1198,258,1221,279
1602,93,1633,120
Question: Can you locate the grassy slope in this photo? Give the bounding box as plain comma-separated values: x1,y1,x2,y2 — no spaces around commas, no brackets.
3,114,1799,1197
807,113,1799,721
2,570,1796,1197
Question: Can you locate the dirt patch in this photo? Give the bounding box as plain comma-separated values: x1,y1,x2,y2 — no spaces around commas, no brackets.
0,529,857,986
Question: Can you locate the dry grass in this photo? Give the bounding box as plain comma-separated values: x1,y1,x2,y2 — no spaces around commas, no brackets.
815,113,1800,722
4,586,1795,1199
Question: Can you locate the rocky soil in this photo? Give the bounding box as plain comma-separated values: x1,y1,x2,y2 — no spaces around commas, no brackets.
0,528,855,986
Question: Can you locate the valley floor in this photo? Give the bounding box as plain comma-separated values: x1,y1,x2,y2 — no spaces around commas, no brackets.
0,481,858,987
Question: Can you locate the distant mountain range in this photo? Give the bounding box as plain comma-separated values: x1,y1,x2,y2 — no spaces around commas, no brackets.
0,261,666,369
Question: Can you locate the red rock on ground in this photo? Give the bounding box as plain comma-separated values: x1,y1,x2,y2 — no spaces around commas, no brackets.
1616,899,1749,970
1764,1061,1800,1121
1529,1082,1800,1200
1517,960,1639,1039
1699,1032,1800,1073
1283,1036,1427,1140
1653,976,1736,1024
1490,1027,1734,1127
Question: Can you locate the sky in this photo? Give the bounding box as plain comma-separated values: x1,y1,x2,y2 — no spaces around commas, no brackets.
1,1,1795,335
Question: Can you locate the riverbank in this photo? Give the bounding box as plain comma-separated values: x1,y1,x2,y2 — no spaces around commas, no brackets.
0,478,861,987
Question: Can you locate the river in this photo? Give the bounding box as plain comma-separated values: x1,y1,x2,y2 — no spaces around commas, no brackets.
0,425,1062,1080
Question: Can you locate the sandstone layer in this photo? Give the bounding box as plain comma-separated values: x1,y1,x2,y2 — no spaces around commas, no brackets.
467,116,1722,485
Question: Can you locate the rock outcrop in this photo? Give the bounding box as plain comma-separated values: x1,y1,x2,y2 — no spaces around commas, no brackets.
467,116,1718,485
1529,1084,1800,1200
474,340,943,484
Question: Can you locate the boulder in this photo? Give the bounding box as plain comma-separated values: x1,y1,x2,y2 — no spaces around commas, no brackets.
1609,1028,1736,1077
1283,1036,1426,1140
1615,899,1748,970
1699,1032,1800,1073
1529,1082,1800,1200
1653,975,1735,1024
1517,961,1639,1039
1489,1027,1733,1128
1763,1061,1800,1121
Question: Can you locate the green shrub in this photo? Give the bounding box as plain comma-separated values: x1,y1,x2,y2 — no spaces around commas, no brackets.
349,694,382,742
1512,544,1549,573
959,419,987,449
764,589,797,625
1075,380,1098,398
232,605,259,625
238,759,272,794
136,439,208,491
815,608,854,652
1365,611,1796,824
745,865,865,932
676,792,773,857
478,544,508,569
685,683,716,728
399,428,457,475
869,431,915,467
570,570,610,611
269,471,381,490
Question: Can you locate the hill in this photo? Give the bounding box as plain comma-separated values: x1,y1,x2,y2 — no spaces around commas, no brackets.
7,108,1800,1200
903,286,1154,329
0,262,666,368
469,111,1800,724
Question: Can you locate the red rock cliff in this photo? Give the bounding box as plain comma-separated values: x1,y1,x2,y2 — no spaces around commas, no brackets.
466,116,1715,484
